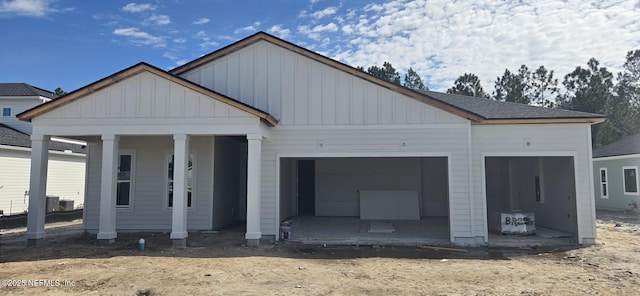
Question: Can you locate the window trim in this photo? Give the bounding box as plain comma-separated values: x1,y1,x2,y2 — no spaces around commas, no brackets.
2,106,12,117
622,166,639,195
165,150,196,210
116,150,136,210
599,168,608,199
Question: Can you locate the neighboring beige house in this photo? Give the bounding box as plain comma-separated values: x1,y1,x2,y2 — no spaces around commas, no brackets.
18,33,604,246
0,83,86,215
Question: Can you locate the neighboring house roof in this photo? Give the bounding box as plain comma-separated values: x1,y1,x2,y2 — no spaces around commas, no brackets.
0,124,85,154
593,133,640,158
16,63,279,126
0,83,57,99
171,31,605,125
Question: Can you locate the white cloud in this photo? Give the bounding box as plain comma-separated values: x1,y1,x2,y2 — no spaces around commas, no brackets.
217,35,236,41
320,37,331,47
163,52,189,66
199,41,219,50
0,0,60,17
309,6,337,19
194,30,209,40
163,52,178,60
113,27,165,47
173,37,186,43
267,24,291,39
234,22,261,34
344,9,356,20
122,3,156,13
144,14,170,25
298,22,338,39
325,0,640,93
341,24,353,35
192,17,209,25
313,23,338,32
191,30,219,50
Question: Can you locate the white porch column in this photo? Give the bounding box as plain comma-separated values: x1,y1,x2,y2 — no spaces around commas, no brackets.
171,134,190,246
97,134,119,242
245,134,262,245
26,134,50,244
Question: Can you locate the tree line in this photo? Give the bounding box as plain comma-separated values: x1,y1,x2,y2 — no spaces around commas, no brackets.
356,62,429,91
360,50,640,148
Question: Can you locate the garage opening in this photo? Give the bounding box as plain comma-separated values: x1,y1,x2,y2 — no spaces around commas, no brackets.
279,157,450,245
485,156,578,245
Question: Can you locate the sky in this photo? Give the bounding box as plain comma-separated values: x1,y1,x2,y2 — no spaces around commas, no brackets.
0,0,638,94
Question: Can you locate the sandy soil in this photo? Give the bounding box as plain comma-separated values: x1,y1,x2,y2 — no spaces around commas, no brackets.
1,210,639,296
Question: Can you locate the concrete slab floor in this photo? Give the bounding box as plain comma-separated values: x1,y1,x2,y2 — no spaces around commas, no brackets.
281,216,450,246
488,226,575,247
281,216,576,248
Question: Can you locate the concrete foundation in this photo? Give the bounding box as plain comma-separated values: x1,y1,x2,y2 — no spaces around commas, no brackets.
98,238,116,245
580,238,596,245
246,239,260,247
453,236,487,246
172,238,187,248
26,239,46,247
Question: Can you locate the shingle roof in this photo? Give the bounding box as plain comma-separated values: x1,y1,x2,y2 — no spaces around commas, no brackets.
593,133,640,158
0,83,57,99
417,90,606,121
0,124,85,154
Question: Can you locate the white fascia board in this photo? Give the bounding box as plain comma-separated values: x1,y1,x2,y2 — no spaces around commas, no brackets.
33,123,264,137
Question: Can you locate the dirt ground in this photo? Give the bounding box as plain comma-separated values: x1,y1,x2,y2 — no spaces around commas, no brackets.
1,210,639,296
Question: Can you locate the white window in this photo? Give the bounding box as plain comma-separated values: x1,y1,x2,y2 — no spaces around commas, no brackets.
599,168,608,199
117,152,135,208
623,166,639,195
167,153,194,208
2,107,11,117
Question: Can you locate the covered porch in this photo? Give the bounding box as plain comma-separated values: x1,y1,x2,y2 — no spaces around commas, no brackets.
17,63,277,246
23,132,266,247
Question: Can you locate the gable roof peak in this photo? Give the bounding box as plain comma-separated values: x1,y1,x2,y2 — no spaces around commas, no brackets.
16,62,278,126
169,31,279,75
